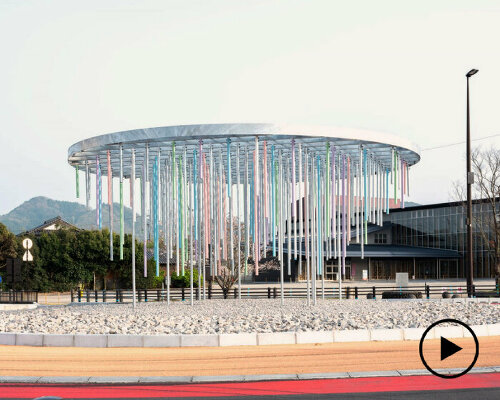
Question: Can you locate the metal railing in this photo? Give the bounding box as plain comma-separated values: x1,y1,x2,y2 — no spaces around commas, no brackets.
0,290,39,304
70,283,499,303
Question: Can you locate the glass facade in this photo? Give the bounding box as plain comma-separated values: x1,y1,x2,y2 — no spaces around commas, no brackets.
387,201,498,278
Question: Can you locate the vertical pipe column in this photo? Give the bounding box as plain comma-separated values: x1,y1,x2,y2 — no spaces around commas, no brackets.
119,145,124,260
263,141,268,258
304,149,310,306
244,146,249,275
311,153,316,305
287,158,291,276
96,156,102,230
325,143,330,259
131,149,136,309
75,166,80,198
279,149,284,305
189,165,194,305
227,139,234,274
271,145,276,257
291,139,296,260
107,151,114,261
298,143,303,277
254,137,259,275
183,147,188,274
165,157,171,305
236,144,242,299
210,146,215,277
85,160,90,209
144,144,149,276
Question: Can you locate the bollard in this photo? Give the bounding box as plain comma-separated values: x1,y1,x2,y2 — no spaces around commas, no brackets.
472,285,476,298
86,290,90,303
145,289,148,302
426,285,430,299
268,287,271,299
234,288,237,298
78,290,81,303
138,290,142,302
182,287,185,301
355,287,358,299
116,289,119,303
103,290,106,303
95,290,98,302
208,285,212,299
273,287,277,298
71,289,74,303
346,287,351,299
157,290,161,302
372,286,376,299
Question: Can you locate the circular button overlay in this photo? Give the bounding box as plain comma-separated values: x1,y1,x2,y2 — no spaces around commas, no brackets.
419,319,479,379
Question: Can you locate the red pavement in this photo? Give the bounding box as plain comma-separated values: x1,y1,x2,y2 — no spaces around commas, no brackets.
0,373,499,398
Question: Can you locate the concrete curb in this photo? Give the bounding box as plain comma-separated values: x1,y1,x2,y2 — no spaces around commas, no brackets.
0,323,498,348
0,366,498,384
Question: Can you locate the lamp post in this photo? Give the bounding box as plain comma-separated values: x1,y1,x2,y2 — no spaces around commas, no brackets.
466,68,478,297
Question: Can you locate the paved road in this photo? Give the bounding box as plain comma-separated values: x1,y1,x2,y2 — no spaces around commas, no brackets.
0,337,498,377
0,373,499,399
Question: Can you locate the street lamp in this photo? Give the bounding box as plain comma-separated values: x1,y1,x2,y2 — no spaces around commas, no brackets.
466,68,478,297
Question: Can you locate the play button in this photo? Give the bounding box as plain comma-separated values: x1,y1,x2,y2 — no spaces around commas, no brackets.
441,336,462,361
419,319,479,379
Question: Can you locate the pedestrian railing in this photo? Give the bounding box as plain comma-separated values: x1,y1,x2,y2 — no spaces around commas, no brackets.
70,283,499,303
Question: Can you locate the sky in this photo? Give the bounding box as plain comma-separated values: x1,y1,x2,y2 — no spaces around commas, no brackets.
1,0,499,215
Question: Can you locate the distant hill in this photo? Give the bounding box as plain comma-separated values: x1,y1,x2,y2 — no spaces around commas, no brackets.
0,196,142,235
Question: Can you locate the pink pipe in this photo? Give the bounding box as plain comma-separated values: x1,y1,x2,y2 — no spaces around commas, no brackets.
223,171,227,260
347,157,351,240
304,153,309,259
107,151,112,205
263,141,267,247
253,149,259,275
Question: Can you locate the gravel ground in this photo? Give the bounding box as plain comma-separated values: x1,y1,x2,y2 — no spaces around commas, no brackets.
0,299,498,335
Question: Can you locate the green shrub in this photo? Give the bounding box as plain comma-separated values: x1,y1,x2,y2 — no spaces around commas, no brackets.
170,269,200,288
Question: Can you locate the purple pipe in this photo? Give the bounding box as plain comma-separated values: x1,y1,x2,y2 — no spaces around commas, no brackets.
332,146,335,238
342,153,346,276
291,139,295,218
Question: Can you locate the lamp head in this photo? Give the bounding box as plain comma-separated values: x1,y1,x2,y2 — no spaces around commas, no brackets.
466,69,479,77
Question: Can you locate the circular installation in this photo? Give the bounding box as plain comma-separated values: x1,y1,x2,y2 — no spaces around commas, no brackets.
68,123,420,305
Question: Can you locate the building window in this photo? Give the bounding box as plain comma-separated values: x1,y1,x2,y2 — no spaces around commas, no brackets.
374,233,387,244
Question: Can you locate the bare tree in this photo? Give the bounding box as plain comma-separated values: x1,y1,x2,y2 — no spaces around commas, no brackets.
213,217,251,298
452,147,500,284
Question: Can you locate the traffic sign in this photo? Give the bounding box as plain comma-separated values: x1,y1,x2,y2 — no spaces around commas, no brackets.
22,237,33,262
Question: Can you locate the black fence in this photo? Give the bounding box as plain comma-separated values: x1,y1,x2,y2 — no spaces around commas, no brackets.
71,283,499,303
0,290,39,304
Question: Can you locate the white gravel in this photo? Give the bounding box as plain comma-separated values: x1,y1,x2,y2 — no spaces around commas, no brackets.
0,299,498,335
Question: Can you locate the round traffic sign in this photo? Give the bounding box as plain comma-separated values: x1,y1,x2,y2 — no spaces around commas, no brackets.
22,238,33,249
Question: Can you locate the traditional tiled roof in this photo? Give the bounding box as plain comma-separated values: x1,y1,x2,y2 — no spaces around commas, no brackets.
18,216,79,237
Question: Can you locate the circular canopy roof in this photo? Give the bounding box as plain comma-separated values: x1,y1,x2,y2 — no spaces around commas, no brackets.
68,123,420,178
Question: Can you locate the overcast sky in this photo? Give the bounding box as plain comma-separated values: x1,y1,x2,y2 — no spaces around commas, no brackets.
1,0,499,215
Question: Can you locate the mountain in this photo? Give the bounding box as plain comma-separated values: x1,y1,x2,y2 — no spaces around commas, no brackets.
0,196,142,235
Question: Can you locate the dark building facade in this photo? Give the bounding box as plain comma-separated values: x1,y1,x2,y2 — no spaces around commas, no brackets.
274,199,497,282
387,199,497,279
